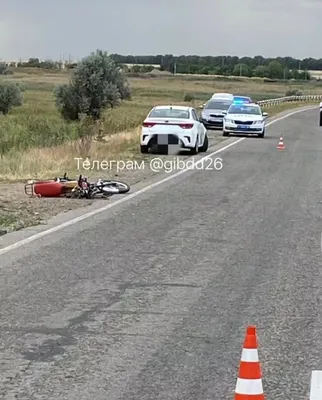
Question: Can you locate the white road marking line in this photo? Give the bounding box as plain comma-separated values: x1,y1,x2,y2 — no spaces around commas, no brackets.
0,105,317,256
310,371,322,399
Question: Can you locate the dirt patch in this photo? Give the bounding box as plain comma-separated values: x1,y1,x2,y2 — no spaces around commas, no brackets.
0,183,93,235
144,69,173,77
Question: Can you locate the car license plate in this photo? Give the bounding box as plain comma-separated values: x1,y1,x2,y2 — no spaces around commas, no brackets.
212,118,222,122
237,125,249,129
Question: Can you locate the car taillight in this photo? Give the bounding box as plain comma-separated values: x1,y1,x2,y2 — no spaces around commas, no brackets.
178,123,193,129
143,122,156,128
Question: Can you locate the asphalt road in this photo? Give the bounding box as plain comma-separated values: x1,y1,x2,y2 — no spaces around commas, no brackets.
1,108,322,400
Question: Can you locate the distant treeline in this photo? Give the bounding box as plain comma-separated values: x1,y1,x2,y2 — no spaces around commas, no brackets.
4,58,77,70
110,54,320,80
5,54,322,80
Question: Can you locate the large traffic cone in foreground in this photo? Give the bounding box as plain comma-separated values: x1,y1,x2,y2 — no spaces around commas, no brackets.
277,135,285,150
234,326,264,399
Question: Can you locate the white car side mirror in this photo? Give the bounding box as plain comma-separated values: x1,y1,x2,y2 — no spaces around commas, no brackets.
262,112,268,117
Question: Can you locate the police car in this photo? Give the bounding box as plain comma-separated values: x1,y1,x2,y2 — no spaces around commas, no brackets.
222,103,268,138
232,95,252,104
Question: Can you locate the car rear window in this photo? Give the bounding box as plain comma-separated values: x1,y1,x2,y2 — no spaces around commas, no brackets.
205,101,231,110
148,108,189,119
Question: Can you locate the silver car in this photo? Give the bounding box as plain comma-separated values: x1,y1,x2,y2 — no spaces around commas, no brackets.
200,98,233,129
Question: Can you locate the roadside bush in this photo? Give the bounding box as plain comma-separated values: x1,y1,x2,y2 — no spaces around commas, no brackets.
183,93,194,102
0,81,23,115
0,63,7,75
0,63,13,75
54,49,132,123
15,82,26,92
285,89,303,96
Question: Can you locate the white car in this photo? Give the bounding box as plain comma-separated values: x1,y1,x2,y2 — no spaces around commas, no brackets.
222,103,268,138
211,92,234,101
140,105,208,154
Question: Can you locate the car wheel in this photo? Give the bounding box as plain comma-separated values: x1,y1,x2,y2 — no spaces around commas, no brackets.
199,134,208,152
191,136,199,155
223,130,229,137
258,129,265,138
140,145,149,153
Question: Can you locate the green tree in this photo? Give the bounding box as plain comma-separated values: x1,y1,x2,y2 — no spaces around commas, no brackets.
267,61,283,79
0,81,23,115
290,69,300,79
199,66,210,74
131,65,142,73
232,63,252,77
141,65,154,73
26,58,40,67
253,65,269,78
40,60,58,69
213,66,223,75
54,49,131,122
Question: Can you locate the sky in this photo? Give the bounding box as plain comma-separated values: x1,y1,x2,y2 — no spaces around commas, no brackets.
1,0,321,61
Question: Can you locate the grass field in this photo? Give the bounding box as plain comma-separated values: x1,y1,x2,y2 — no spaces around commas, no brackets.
0,69,321,181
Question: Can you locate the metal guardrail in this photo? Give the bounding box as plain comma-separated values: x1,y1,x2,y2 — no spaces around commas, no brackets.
257,95,322,107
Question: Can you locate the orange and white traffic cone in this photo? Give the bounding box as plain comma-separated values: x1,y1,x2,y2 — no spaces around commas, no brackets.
234,326,264,400
277,135,285,150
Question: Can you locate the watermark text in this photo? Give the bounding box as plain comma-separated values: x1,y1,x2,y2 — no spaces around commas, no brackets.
74,156,223,174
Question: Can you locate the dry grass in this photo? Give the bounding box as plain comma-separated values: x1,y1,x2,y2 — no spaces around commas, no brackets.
260,101,316,115
1,127,141,180
0,69,321,181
